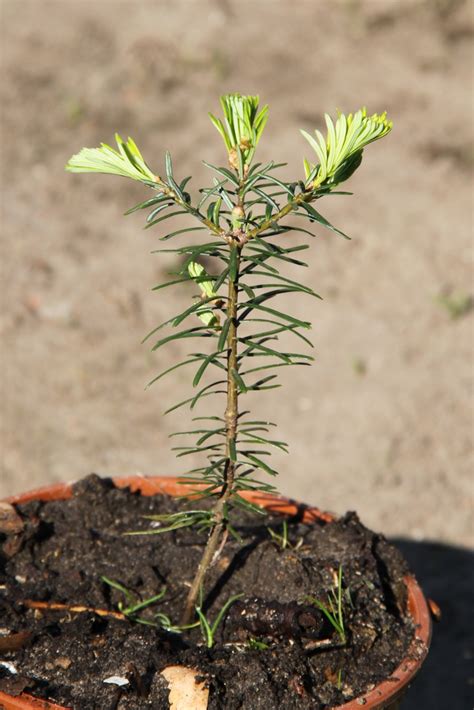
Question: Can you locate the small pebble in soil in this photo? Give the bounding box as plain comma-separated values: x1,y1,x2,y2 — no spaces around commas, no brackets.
0,661,18,675
0,503,24,534
103,676,130,686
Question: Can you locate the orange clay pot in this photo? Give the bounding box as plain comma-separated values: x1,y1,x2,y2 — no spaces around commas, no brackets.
0,476,431,710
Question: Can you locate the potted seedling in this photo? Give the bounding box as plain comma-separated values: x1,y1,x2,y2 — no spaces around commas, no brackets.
0,95,430,709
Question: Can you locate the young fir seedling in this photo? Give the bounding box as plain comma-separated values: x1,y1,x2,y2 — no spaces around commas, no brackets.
267,519,303,551
67,94,391,626
195,592,243,648
307,565,348,645
101,576,170,628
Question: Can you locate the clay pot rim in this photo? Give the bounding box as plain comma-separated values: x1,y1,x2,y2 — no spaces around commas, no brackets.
0,475,431,710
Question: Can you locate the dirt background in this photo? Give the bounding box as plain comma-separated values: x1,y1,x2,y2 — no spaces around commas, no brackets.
0,1,473,705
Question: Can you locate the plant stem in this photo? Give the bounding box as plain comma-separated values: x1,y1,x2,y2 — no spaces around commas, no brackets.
246,191,312,241
180,243,241,625
153,177,225,236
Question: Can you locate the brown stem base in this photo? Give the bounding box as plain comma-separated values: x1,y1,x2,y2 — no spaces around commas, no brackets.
180,516,225,626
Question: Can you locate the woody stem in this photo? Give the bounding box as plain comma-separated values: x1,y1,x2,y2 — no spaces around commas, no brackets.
180,243,241,625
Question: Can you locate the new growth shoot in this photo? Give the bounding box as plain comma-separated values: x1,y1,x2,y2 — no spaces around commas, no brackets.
307,565,348,644
101,576,171,629
67,94,392,626
196,592,243,648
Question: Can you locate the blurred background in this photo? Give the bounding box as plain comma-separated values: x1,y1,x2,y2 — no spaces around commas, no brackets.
1,1,473,706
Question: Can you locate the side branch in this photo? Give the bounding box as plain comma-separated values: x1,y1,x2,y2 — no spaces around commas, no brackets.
246,191,313,241
152,175,225,237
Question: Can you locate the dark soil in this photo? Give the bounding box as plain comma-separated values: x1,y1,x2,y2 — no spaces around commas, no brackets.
0,475,414,709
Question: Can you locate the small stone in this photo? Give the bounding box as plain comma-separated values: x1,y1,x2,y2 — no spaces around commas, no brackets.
103,676,130,687
0,661,18,675
356,699,367,705
91,636,107,648
0,503,24,534
55,657,72,670
216,555,231,572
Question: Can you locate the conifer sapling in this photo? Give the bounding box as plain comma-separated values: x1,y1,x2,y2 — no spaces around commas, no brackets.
67,94,392,626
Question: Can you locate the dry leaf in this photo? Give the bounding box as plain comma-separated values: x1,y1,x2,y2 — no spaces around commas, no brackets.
161,665,209,710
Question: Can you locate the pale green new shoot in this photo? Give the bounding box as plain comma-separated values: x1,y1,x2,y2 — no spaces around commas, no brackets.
302,108,392,189
67,134,157,183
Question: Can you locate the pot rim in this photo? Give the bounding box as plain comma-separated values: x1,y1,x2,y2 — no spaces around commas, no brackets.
0,475,431,710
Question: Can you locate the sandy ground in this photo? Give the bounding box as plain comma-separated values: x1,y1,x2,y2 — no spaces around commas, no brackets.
1,1,473,706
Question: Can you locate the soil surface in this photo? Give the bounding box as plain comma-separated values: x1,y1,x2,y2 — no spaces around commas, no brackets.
0,475,415,709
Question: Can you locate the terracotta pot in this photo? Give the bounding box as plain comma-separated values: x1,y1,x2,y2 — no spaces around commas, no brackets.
0,476,431,710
